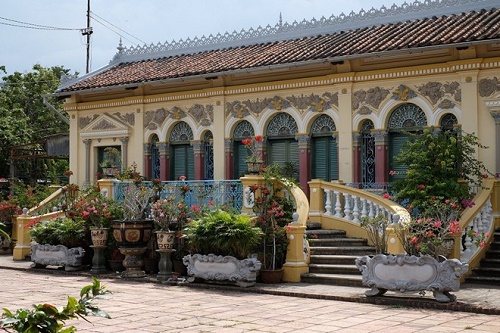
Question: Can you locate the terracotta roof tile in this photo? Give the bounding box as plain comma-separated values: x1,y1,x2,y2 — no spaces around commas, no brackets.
60,7,500,93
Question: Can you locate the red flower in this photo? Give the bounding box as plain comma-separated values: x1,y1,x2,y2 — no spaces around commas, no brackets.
382,193,390,199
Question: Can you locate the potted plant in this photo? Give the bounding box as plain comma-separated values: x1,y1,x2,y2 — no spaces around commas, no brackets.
356,128,492,303
242,135,264,174
248,164,296,283
112,181,155,278
29,217,87,271
100,147,121,178
182,208,263,287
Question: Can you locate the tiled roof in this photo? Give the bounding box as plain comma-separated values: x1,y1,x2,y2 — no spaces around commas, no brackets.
59,6,500,93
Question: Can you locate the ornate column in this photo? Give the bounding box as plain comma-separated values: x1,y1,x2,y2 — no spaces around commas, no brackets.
120,137,129,169
296,134,310,197
143,143,152,179
373,130,388,184
352,132,361,186
192,140,204,180
158,142,169,181
224,138,234,180
83,139,92,186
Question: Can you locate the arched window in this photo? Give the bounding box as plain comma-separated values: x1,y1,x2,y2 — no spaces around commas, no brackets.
150,134,160,179
388,103,427,180
311,114,338,181
360,120,375,187
169,122,194,180
233,121,255,178
266,113,299,177
203,131,214,180
440,113,458,131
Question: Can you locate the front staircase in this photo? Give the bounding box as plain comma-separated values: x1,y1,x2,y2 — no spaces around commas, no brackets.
301,224,376,286
466,227,500,285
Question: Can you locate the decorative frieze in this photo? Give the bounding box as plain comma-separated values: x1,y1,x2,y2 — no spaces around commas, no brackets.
417,81,460,105
112,112,135,126
79,115,99,129
391,84,417,101
479,77,500,97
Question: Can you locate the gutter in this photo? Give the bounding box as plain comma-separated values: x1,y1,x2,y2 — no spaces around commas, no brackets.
42,95,70,125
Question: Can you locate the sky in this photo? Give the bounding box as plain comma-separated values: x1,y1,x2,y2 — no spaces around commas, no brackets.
1,0,409,77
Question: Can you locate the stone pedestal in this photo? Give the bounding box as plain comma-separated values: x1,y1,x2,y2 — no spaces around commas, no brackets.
119,247,147,278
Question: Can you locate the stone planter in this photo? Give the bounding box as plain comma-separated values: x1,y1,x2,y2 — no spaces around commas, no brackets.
183,253,261,287
355,254,469,303
259,269,283,284
30,243,85,271
90,227,109,247
246,162,263,174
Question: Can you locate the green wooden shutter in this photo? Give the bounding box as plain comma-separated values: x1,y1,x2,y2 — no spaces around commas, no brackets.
171,145,194,180
234,142,248,178
389,133,410,180
312,137,338,181
330,138,338,180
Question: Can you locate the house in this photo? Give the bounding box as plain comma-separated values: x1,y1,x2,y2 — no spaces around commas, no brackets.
54,0,500,195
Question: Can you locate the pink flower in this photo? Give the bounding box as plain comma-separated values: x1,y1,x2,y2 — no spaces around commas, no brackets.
179,175,186,181
389,170,396,176
479,241,486,247
417,184,425,190
382,193,390,199
410,237,419,243
433,221,442,228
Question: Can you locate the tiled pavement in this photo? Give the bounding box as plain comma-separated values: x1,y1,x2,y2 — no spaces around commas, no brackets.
1,255,500,332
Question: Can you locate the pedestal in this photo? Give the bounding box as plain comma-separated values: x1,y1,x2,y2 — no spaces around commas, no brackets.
119,247,147,278
90,245,108,274
157,250,173,280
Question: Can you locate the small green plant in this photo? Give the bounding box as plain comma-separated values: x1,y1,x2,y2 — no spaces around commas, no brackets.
29,217,86,248
183,209,263,259
360,214,389,254
0,277,111,333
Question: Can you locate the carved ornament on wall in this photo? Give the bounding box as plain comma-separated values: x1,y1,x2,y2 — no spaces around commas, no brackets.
392,85,417,101
112,112,135,126
352,87,389,110
479,77,500,97
417,81,461,105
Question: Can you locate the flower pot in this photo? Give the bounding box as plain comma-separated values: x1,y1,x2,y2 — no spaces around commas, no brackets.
156,231,176,251
90,227,109,247
259,269,283,284
246,162,263,174
112,220,153,248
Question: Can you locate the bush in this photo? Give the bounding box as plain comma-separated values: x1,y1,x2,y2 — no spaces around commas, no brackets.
183,209,263,259
30,217,86,248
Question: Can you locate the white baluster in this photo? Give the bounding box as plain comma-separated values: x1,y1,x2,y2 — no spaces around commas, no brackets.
344,194,352,221
352,196,360,223
334,191,342,218
324,189,332,215
360,198,368,219
368,201,375,218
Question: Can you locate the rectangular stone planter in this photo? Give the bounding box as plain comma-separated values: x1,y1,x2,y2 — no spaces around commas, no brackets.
183,253,261,287
355,253,469,303
31,243,85,271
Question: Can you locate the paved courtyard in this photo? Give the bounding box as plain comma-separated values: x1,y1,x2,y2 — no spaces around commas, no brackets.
1,269,500,333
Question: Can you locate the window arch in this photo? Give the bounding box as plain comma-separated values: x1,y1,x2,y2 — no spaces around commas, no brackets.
440,113,458,131
388,103,427,180
233,121,255,178
311,114,338,181
169,122,194,180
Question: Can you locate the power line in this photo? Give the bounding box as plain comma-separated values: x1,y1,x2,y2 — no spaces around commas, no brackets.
0,16,81,31
90,11,146,45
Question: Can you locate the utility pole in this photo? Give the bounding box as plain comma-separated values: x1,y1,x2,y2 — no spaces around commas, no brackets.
81,0,93,73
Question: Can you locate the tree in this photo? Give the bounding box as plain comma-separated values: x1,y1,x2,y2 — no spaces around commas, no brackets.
0,65,75,178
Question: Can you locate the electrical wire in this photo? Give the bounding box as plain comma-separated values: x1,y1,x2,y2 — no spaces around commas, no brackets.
90,11,146,45
0,16,81,31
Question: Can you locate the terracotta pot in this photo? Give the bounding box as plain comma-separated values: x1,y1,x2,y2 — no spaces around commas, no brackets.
259,269,283,284
112,220,153,248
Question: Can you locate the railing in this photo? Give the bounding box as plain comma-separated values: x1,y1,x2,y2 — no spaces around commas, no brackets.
309,179,410,240
114,180,243,211
458,178,496,272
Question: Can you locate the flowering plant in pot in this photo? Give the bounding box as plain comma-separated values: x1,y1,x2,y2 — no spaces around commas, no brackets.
242,135,264,174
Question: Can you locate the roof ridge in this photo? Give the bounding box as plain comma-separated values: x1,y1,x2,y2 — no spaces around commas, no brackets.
109,0,496,65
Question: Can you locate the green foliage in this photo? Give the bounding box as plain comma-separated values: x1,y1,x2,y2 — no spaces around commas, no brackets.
29,218,86,248
183,209,263,259
0,65,75,179
392,128,491,213
0,277,110,333
9,182,55,210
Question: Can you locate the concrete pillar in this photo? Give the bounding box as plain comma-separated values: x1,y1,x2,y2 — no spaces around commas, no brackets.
296,134,310,197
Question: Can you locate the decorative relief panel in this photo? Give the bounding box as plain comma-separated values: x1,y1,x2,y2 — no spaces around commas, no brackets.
352,87,390,114
188,104,214,125
79,114,99,129
322,92,338,107
112,112,135,126
479,77,500,97
92,119,117,130
417,81,460,105
286,94,330,113
226,101,250,119
391,85,417,101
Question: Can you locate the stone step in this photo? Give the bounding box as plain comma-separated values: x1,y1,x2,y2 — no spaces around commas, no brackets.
308,263,361,275
308,238,368,247
466,275,500,285
306,229,346,239
310,246,376,256
301,272,363,287
309,254,359,265
479,258,500,267
471,267,500,277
